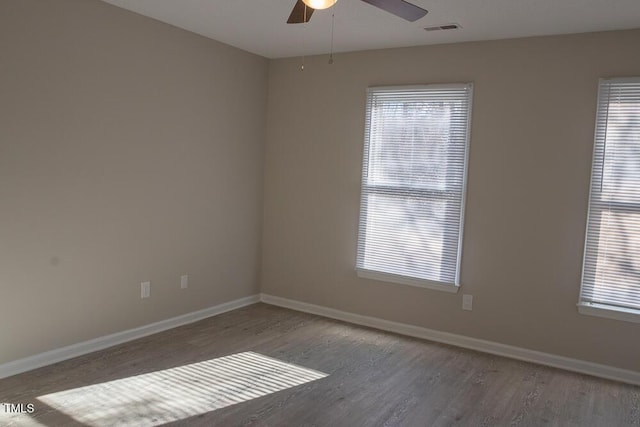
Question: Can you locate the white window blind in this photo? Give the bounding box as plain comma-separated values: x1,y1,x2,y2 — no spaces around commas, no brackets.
580,77,640,321
356,84,473,290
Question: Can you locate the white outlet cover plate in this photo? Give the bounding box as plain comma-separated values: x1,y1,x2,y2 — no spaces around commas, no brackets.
141,281,151,298
462,294,473,311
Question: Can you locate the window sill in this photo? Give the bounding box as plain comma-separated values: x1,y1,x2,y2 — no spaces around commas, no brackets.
577,302,640,324
356,268,459,294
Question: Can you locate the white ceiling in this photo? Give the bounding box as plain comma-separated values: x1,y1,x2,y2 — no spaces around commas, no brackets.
101,0,640,58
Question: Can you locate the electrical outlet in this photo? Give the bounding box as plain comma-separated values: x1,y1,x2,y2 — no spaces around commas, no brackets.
462,294,472,311
180,274,188,289
141,281,151,299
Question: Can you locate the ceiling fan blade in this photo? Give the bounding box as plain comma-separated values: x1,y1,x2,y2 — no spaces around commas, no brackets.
360,0,428,22
287,0,315,24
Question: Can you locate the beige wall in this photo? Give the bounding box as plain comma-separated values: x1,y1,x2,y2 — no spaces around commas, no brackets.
262,29,640,371
0,0,267,363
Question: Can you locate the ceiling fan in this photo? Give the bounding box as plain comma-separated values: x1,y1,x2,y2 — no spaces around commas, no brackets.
287,0,428,24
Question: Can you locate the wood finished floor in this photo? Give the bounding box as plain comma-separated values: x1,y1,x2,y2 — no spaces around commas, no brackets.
1,303,639,426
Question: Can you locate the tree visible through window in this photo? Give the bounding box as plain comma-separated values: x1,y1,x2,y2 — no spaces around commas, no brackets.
356,84,473,290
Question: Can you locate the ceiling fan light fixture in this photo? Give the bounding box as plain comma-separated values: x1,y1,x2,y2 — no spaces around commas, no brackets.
302,0,337,10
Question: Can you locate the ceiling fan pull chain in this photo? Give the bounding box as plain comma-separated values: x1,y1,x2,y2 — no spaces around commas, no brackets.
328,11,335,64
301,5,307,71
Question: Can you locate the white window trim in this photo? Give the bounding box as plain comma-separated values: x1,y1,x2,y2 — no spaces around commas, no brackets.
578,77,640,323
355,83,473,292
356,268,460,293
577,302,640,324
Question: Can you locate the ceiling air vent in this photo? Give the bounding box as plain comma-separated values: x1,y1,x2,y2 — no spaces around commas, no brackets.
424,23,461,32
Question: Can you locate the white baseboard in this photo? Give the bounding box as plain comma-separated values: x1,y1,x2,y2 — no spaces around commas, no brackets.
260,293,640,386
5,293,638,386
0,294,260,379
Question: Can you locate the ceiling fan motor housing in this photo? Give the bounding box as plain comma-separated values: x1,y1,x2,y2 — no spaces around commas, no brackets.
302,0,338,10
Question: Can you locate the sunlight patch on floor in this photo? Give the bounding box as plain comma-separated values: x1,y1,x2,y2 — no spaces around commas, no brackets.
0,407,45,427
38,352,327,427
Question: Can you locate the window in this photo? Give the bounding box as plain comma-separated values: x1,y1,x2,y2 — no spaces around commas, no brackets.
579,77,640,323
356,84,473,292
